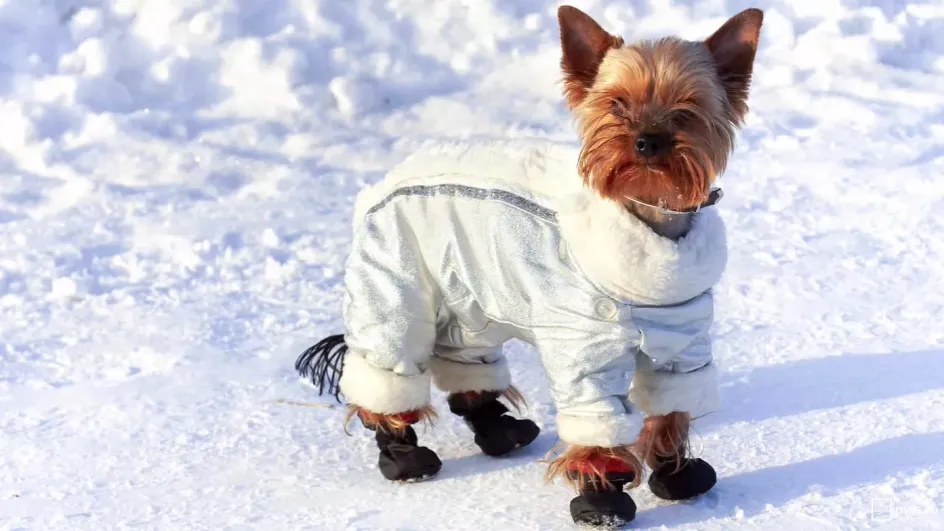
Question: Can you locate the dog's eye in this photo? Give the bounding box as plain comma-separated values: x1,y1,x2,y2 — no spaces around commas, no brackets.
674,109,697,126
610,98,631,119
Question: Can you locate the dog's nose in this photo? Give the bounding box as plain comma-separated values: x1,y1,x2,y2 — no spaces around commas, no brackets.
634,133,671,158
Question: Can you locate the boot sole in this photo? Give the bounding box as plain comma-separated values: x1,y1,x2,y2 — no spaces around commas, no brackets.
386,464,442,483
570,491,637,528
396,471,440,483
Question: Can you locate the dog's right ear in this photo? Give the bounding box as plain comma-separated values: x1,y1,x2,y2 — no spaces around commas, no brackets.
705,8,764,121
558,6,623,109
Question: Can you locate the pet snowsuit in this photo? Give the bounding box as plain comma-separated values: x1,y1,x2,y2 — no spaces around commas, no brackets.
337,140,727,448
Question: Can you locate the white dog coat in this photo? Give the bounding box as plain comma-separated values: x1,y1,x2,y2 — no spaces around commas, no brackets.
336,140,727,447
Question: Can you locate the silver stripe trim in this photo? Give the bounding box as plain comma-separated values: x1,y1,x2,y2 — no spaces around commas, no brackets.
365,183,557,221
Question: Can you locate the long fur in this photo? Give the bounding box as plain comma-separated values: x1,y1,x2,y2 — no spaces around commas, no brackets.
561,7,763,212
345,404,439,434
450,386,528,414
574,42,735,211
636,411,691,471
544,443,643,491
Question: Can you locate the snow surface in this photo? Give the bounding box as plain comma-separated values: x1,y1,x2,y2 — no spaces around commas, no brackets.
2,0,944,529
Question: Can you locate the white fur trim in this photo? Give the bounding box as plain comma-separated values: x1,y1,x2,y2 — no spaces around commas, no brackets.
556,412,643,447
338,353,431,414
557,191,728,305
430,356,512,394
629,363,720,417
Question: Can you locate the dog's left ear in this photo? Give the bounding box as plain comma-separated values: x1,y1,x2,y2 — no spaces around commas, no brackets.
705,8,764,121
558,6,624,109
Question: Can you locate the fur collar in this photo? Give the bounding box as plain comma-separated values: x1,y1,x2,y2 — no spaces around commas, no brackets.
556,188,728,305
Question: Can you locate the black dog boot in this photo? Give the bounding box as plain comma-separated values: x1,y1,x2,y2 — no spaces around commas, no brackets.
447,391,540,457
648,453,717,501
371,425,442,482
568,470,637,528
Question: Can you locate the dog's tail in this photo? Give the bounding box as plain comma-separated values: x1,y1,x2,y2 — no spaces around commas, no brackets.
295,334,348,403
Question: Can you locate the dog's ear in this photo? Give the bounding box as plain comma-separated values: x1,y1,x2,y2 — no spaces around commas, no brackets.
705,8,764,120
558,6,623,109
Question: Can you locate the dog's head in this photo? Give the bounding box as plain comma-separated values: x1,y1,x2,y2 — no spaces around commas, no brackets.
557,6,763,211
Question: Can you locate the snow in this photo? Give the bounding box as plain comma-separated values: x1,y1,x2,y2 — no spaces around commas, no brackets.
1,0,943,529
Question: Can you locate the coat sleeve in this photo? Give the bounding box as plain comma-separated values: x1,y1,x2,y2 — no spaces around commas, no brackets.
628,290,720,418
535,327,643,448
337,202,441,414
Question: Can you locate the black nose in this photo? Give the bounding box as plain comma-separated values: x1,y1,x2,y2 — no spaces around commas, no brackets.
634,133,671,158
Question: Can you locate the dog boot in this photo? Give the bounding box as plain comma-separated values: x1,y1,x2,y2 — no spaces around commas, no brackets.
447,391,540,457
358,410,441,482
568,470,637,528
372,424,442,482
648,453,717,501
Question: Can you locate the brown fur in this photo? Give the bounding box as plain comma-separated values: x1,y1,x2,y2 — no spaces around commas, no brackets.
447,385,528,413
500,385,527,413
344,404,438,435
636,412,692,472
557,6,625,108
558,6,763,211
543,413,693,492
544,443,643,491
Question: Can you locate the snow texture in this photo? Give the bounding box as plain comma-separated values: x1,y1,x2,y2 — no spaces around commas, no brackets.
1,0,943,529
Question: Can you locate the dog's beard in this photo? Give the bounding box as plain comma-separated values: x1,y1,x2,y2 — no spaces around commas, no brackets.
576,102,732,212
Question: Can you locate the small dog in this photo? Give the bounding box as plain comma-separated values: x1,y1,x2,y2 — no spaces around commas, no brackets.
297,6,762,527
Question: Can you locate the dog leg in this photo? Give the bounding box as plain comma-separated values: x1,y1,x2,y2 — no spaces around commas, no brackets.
637,411,717,500
545,444,642,527
430,355,540,456
447,387,540,457
352,406,443,482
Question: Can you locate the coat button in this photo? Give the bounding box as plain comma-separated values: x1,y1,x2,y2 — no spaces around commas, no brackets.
595,298,618,319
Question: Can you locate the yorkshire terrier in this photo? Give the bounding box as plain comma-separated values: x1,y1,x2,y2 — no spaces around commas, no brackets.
296,6,762,527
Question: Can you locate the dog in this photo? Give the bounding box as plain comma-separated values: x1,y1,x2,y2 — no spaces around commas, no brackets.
296,6,762,527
